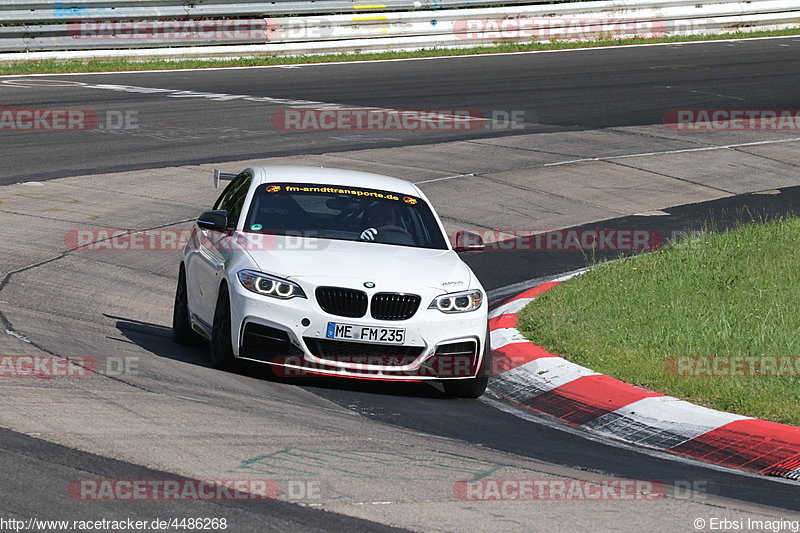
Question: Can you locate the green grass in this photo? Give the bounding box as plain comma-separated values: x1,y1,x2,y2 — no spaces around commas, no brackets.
1,27,799,75
517,217,800,426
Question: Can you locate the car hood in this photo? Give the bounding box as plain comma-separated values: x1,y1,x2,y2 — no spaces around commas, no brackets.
241,235,474,292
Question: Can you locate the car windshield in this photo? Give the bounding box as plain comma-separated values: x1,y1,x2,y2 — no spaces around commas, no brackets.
243,182,449,250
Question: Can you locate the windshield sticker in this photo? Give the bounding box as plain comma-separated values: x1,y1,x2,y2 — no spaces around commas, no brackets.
263,183,421,204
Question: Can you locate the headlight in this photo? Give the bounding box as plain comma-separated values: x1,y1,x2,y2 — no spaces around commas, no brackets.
428,289,483,313
237,270,306,300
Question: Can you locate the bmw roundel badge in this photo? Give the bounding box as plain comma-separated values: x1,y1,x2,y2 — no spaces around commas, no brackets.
364,281,376,288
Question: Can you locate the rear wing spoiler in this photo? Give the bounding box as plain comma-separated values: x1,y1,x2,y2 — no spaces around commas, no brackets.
213,169,237,189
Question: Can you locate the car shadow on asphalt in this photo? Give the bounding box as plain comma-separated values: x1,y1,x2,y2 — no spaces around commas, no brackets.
105,313,448,399
105,313,213,368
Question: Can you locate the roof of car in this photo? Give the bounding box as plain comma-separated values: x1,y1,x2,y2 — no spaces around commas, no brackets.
250,166,421,196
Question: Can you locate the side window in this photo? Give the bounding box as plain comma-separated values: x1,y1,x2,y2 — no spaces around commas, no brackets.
212,172,252,229
225,176,252,229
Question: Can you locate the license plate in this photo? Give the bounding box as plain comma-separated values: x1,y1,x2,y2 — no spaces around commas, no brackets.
326,322,405,344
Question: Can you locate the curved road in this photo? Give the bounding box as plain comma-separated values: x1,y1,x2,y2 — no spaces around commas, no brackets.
1,36,800,532
2,36,800,183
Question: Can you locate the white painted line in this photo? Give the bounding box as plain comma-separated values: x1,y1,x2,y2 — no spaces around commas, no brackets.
490,327,528,350
0,81,507,133
584,395,751,449
410,135,800,190
0,34,798,79
488,267,589,302
551,270,587,283
79,82,349,109
481,395,793,483
517,356,600,390
488,297,534,319
0,79,88,87
491,356,598,402
690,89,745,101
544,137,800,167
416,173,476,185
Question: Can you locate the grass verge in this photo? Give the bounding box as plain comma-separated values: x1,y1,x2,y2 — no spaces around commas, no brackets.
0,28,799,75
516,217,800,426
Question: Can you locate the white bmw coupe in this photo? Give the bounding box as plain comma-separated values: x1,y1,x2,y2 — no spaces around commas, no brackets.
173,166,490,397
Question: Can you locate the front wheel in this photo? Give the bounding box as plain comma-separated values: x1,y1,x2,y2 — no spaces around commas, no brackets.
210,284,238,371
442,375,488,398
172,265,197,345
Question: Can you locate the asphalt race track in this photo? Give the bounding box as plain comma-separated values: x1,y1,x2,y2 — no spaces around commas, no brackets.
3,37,800,184
2,36,800,532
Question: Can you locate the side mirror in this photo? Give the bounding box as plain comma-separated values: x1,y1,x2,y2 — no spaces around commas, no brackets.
197,210,228,231
453,230,485,253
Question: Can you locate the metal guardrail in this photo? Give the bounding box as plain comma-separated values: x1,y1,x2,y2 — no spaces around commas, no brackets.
0,0,798,56
0,0,541,23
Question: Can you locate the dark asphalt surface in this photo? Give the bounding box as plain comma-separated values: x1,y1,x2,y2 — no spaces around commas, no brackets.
1,36,800,183
7,187,797,530
307,186,800,512
468,185,800,291
0,427,409,532
304,379,800,511
2,38,800,527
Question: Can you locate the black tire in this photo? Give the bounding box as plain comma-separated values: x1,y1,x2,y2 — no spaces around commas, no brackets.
442,326,491,398
210,283,238,371
442,375,489,399
172,265,197,345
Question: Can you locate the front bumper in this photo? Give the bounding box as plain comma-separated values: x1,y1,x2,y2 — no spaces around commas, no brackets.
229,280,488,381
